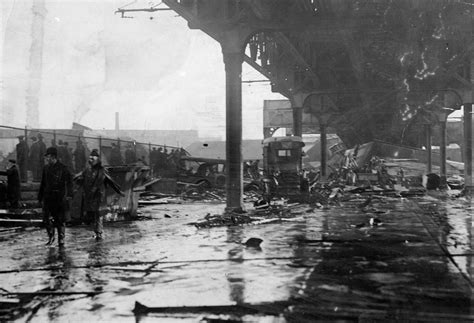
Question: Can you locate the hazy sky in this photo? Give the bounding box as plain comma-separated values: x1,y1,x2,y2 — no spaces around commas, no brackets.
1,0,285,139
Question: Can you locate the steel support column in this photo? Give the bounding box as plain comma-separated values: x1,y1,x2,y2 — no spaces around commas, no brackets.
320,123,327,177
465,104,473,192
292,107,303,137
222,39,244,212
465,55,474,192
291,93,310,171
291,93,308,138
440,120,447,187
318,114,332,180
425,124,432,173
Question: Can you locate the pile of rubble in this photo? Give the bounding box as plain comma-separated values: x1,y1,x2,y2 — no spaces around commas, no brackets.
190,212,254,228
189,201,318,229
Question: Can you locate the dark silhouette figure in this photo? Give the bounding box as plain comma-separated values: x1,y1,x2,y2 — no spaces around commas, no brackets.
37,133,47,164
73,139,86,173
153,147,165,176
0,159,21,208
15,135,28,183
109,143,123,166
38,147,73,246
57,140,67,164
63,142,74,172
150,147,158,175
29,134,46,182
124,144,137,165
74,149,123,241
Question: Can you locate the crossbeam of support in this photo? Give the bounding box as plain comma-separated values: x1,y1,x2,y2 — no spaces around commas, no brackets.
273,33,320,88
245,0,320,90
162,0,220,43
243,55,291,98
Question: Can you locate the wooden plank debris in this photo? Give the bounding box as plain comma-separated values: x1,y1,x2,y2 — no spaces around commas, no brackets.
133,300,292,316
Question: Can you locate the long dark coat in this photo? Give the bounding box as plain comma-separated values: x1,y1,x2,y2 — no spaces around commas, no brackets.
16,140,28,181
0,165,21,207
124,148,136,165
29,140,46,181
73,144,86,172
38,161,73,218
75,163,122,212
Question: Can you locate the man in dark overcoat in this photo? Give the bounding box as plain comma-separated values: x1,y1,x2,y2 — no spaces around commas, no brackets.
16,135,28,183
109,143,123,166
37,133,46,155
38,147,73,246
73,139,86,172
29,136,39,181
124,144,137,165
74,149,123,241
63,142,74,172
0,159,21,208
57,140,67,163
29,133,46,182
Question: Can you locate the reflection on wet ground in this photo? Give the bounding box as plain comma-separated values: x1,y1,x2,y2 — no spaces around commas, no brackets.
0,195,473,322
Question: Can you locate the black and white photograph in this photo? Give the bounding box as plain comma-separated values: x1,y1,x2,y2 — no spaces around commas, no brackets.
1,0,474,321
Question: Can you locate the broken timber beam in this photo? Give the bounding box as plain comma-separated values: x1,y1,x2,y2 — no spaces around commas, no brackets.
133,300,292,316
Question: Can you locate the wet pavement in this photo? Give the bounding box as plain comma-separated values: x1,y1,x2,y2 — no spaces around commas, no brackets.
1,194,473,322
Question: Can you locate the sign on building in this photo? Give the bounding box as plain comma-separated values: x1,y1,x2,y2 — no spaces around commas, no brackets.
263,99,335,134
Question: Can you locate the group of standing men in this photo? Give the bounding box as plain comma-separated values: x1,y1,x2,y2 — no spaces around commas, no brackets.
108,143,138,166
2,139,86,208
54,139,87,174
15,134,88,183
1,133,126,247
150,147,187,177
1,134,124,246
15,134,46,182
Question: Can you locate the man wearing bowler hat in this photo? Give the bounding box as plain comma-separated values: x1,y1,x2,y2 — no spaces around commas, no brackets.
38,147,73,246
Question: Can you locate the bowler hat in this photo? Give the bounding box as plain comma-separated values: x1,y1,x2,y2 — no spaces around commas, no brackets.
90,149,99,157
17,135,24,140
45,147,57,157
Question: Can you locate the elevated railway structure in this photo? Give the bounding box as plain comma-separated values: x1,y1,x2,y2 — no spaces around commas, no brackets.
161,0,474,211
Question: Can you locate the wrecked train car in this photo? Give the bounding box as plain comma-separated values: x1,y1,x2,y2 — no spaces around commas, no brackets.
261,136,307,200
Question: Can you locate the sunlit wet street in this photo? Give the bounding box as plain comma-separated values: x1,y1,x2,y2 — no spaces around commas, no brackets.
1,194,473,322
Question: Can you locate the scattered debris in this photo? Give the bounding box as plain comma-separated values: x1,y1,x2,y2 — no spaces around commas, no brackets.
369,217,382,226
358,196,373,209
254,199,270,209
353,222,366,229
243,237,263,248
446,175,464,190
191,212,254,228
139,198,169,205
